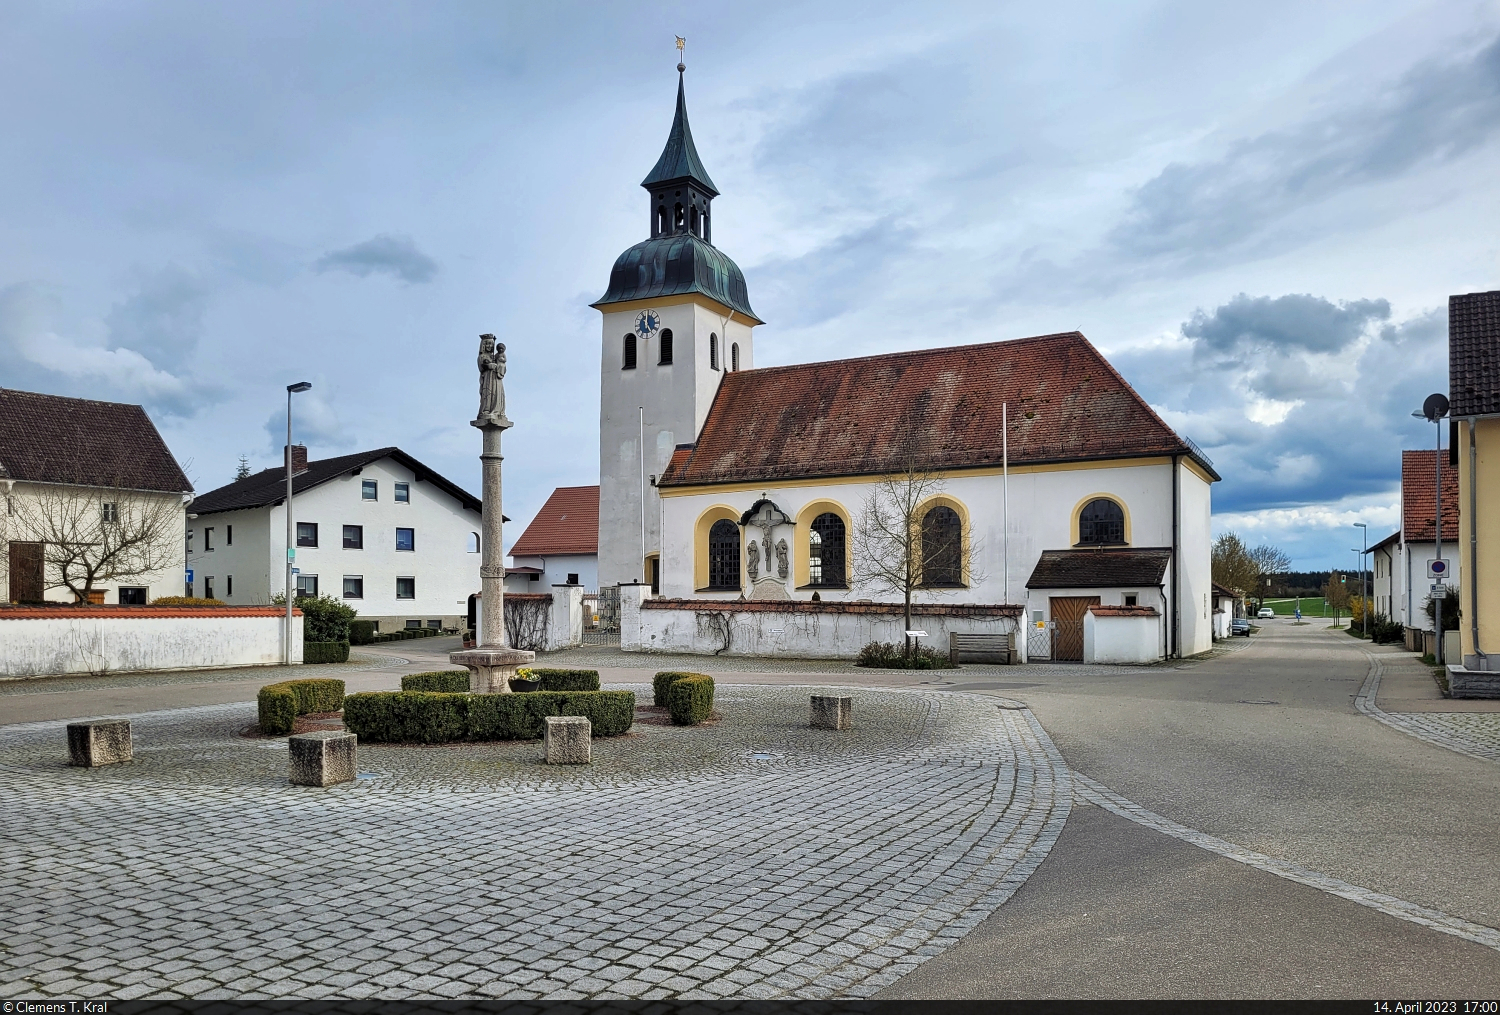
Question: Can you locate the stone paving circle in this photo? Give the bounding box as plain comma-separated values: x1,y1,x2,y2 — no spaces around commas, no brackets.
0,683,1069,1000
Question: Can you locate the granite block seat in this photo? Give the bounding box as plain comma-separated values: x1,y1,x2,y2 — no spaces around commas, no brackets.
68,720,132,767
811,695,852,730
289,731,357,787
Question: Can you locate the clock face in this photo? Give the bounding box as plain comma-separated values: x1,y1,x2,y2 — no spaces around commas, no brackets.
635,310,661,338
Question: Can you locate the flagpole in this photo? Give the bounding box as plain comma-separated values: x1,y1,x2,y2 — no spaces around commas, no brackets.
1003,402,1010,604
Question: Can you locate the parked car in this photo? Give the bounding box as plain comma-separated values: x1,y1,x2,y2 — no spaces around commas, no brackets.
1256,607,1275,619
1231,618,1251,637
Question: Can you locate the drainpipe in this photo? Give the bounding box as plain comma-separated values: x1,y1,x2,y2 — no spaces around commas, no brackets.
1158,583,1169,660
1468,417,1487,669
1171,454,1180,659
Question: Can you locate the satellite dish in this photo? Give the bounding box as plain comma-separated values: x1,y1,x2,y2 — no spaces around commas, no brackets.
1422,393,1450,421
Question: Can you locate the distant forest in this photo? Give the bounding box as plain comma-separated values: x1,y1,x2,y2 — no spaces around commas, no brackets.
1268,571,1370,597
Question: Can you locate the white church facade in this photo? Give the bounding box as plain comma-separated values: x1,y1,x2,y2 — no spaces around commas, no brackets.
591,69,1218,661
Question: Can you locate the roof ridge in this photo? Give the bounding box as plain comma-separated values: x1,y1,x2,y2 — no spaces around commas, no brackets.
726,331,1088,379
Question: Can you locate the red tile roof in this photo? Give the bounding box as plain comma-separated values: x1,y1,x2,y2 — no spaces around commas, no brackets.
1401,450,1460,542
658,332,1216,487
0,388,191,493
508,485,599,557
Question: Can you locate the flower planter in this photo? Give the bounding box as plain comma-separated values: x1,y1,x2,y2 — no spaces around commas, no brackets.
508,678,541,693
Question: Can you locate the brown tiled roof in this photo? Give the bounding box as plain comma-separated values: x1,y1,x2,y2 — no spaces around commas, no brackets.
191,448,481,516
0,388,191,493
1088,605,1160,617
658,332,1218,487
1211,582,1241,599
640,599,1023,617
1367,530,1400,555
1449,290,1500,418
1401,450,1460,542
509,485,599,557
1025,548,1173,589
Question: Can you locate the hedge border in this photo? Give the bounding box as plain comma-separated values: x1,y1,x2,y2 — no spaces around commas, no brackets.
401,670,470,693
667,674,715,726
305,641,350,664
257,678,346,736
525,668,601,692
654,671,709,707
342,690,635,743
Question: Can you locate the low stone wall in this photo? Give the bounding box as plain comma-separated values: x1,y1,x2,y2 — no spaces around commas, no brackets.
0,606,303,678
621,588,1023,659
1083,606,1163,664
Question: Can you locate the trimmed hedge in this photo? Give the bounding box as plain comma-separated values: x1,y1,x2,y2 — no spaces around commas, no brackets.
527,668,601,692
401,670,471,693
654,670,708,707
257,678,346,735
667,674,715,726
305,641,350,664
148,596,227,607
349,620,378,645
343,690,636,743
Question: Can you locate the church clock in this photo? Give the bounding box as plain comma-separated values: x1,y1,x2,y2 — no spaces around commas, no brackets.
635,310,661,338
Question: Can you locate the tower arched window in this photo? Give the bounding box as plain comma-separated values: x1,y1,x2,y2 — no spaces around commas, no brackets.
656,206,667,236
690,205,700,236
731,343,740,371
658,329,673,365
1078,498,1125,545
702,206,710,242
674,203,685,231
709,334,719,370
808,512,846,587
622,333,637,370
708,520,740,590
921,506,963,586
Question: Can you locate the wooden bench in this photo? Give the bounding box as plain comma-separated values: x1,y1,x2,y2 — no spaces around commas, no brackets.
948,633,1014,665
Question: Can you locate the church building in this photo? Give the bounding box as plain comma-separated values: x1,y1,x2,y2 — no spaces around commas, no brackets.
592,67,1218,660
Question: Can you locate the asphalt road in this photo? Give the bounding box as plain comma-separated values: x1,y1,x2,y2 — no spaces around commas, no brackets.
878,620,1500,999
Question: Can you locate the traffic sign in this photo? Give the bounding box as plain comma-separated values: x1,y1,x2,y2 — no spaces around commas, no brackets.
184,569,194,583
1428,559,1450,579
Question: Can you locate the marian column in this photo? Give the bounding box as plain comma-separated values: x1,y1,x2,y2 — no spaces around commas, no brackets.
450,333,535,692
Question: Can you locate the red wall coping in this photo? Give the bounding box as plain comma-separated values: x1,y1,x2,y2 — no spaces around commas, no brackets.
0,606,301,620
1088,605,1160,617
641,598,1023,617
504,593,554,602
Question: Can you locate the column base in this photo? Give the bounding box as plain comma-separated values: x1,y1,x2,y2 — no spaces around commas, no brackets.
450,646,537,694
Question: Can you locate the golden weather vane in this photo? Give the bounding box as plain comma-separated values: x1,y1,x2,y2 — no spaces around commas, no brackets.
675,35,686,72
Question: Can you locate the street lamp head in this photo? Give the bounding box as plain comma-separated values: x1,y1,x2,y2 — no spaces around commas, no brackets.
1353,522,1366,529
287,381,312,394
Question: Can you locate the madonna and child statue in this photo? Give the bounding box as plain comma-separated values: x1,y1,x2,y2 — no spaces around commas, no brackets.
475,333,512,430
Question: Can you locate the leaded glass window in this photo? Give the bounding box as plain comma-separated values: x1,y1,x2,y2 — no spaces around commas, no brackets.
1078,498,1125,545
808,512,846,587
708,519,740,590
921,506,963,586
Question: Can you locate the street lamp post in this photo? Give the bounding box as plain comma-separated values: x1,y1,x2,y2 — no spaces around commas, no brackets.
1414,394,1450,665
1354,522,1368,637
285,381,312,665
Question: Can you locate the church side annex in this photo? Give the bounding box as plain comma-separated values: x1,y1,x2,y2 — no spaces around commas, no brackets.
592,62,1218,662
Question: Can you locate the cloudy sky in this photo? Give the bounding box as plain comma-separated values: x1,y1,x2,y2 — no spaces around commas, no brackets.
2,1,1497,570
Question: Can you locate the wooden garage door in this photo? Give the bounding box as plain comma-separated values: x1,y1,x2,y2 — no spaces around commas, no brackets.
8,541,44,603
1050,596,1100,662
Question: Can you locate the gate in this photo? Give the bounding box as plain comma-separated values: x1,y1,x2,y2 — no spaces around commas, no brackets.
583,587,620,646
1026,620,1054,661
1049,596,1100,662
8,541,44,603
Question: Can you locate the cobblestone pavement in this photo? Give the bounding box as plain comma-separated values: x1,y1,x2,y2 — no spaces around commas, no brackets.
1358,655,1500,763
0,685,1069,1000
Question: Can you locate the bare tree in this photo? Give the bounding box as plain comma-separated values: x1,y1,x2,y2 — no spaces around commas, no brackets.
10,485,182,601
1213,531,1291,608
849,427,984,658
1323,571,1353,625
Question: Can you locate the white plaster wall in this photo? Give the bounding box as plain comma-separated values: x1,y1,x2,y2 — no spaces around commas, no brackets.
1178,465,1215,656
188,456,481,624
1400,538,1459,631
597,299,756,590
507,553,598,591
1371,544,1397,620
0,614,302,678
1084,612,1163,664
548,585,584,651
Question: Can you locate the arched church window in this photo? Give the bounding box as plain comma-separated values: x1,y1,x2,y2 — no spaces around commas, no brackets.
709,334,719,370
674,203,685,231
809,512,846,587
467,532,480,553
658,329,673,365
702,206,710,242
731,343,740,371
622,333,637,370
1078,498,1125,545
921,506,963,586
708,519,740,590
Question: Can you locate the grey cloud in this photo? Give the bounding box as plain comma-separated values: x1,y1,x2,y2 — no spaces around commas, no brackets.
314,234,438,284
1183,293,1390,356
750,218,919,329
105,265,210,362
264,392,351,455
1109,36,1500,262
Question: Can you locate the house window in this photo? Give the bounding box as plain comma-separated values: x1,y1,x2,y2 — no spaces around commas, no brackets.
295,575,319,598
649,556,660,596
118,587,147,605
808,513,847,587
921,506,963,586
186,530,193,553
567,573,579,585
362,479,378,500
623,333,637,370
396,577,415,600
204,527,214,551
226,524,233,546
427,619,441,630
101,502,119,523
396,527,415,551
708,519,740,590
710,333,719,370
467,532,480,553
227,575,233,597
1125,594,1138,606
343,576,364,599
659,329,673,365
528,573,539,582
406,619,421,629
343,525,364,549
395,482,410,503
296,522,318,547
731,343,740,371
204,576,215,599
1078,498,1126,545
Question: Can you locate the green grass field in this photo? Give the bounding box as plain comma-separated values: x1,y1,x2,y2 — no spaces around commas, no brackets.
1261,597,1333,617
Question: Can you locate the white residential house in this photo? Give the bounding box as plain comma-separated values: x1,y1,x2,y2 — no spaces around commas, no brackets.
588,72,1219,661
1366,449,1460,638
1,388,192,605
504,485,599,593
187,446,482,632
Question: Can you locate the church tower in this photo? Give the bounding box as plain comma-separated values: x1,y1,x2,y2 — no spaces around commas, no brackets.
592,62,761,592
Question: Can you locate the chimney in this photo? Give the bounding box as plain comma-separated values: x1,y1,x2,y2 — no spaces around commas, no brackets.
285,444,309,475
